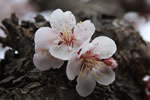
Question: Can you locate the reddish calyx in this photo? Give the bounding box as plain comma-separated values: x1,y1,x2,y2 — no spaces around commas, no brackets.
104,57,117,70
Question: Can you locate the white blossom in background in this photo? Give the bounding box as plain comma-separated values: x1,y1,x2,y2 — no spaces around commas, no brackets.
66,36,117,97
143,75,150,82
123,12,150,42
0,29,6,38
0,0,37,24
33,45,64,71
0,29,8,59
35,9,95,60
0,44,10,59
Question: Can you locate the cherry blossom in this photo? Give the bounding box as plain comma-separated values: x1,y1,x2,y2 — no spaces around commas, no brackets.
35,9,95,60
33,45,64,71
66,36,117,97
123,12,150,42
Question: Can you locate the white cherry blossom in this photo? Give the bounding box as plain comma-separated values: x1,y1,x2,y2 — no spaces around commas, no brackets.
35,9,95,60
66,36,117,97
33,45,64,71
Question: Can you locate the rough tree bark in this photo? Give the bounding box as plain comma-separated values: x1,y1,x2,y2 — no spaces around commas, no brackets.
0,13,149,100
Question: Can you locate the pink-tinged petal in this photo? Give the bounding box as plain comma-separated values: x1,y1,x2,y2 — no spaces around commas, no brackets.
79,43,95,56
33,53,52,71
49,44,74,60
34,27,58,49
75,31,92,48
73,20,95,50
74,20,95,36
66,54,81,80
33,52,64,71
50,9,76,32
35,45,41,53
50,57,64,69
92,36,117,59
76,71,96,97
93,62,115,85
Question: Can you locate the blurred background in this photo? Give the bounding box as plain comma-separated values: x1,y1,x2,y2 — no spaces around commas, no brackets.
0,0,150,99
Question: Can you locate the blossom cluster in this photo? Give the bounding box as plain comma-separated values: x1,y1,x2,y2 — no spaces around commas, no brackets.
33,9,118,97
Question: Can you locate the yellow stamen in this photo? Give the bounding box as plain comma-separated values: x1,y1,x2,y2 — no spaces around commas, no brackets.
80,21,82,24
102,65,105,68
84,28,87,31
84,74,86,78
87,63,91,66
92,71,95,75
68,49,72,52
53,26,56,28
56,45,59,48
94,66,98,70
80,72,82,75
65,26,68,30
80,59,84,62
100,73,104,76
75,41,80,46
87,68,91,72
96,76,100,79
41,52,44,55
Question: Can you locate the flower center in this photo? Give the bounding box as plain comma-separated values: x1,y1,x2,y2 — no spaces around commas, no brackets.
79,51,105,79
59,28,76,46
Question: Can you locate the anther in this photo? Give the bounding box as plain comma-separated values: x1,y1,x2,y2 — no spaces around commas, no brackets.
83,74,86,78
92,71,95,75
56,45,59,48
100,73,104,76
94,66,98,70
65,26,68,30
87,63,91,66
53,26,56,28
41,52,44,55
80,59,84,62
96,76,100,79
80,21,82,24
84,28,87,31
87,68,91,72
68,49,72,52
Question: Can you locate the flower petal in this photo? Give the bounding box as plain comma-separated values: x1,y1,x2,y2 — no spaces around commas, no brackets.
73,20,95,47
34,27,58,49
66,54,81,80
49,44,74,60
79,43,95,56
33,52,64,71
93,62,115,85
76,71,96,97
50,9,76,32
74,20,95,36
92,36,117,59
